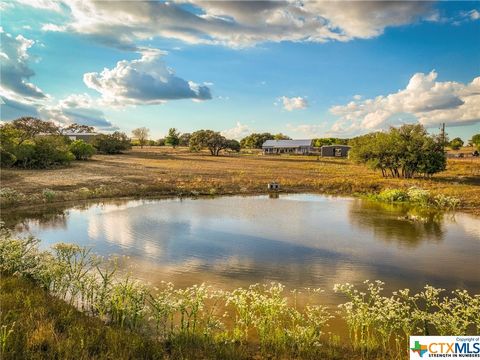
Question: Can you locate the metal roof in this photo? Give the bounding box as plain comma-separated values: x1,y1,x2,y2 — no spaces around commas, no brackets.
262,139,312,148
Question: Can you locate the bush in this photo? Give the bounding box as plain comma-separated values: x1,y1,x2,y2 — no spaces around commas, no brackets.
42,189,56,202
376,189,408,202
0,148,16,167
69,140,96,160
0,188,24,206
30,136,75,168
93,132,131,154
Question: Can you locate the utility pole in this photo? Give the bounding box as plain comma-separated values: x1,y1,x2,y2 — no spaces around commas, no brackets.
441,123,446,152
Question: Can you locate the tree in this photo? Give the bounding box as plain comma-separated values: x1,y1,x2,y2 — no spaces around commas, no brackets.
179,133,191,147
165,128,180,148
273,133,291,140
240,133,274,149
349,124,446,178
226,139,241,152
313,138,349,147
9,117,59,145
69,140,96,160
470,134,480,150
157,138,166,146
0,118,73,169
62,124,95,134
189,130,230,156
449,137,464,150
131,127,150,148
93,132,131,154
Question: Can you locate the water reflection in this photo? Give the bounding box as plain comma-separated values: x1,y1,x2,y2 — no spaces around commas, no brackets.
348,200,445,247
3,194,479,302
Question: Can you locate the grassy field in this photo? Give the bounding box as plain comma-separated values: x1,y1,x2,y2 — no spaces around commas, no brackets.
1,146,479,214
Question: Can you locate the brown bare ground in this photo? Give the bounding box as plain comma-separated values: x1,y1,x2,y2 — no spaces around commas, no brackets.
1,146,479,214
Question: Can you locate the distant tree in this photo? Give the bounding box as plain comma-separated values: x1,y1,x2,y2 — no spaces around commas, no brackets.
0,118,74,168
157,138,166,146
226,139,241,152
165,128,180,148
313,138,349,147
132,127,150,148
9,117,59,145
349,124,445,178
240,133,274,149
179,132,191,147
273,133,291,140
189,130,230,156
449,137,464,150
69,140,96,160
470,134,480,150
62,124,95,134
93,132,131,154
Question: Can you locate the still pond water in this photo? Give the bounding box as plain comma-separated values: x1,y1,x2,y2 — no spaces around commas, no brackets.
6,194,480,305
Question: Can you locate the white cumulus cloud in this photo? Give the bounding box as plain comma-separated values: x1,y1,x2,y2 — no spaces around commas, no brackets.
83,50,212,106
32,0,437,48
279,96,308,111
329,71,480,135
221,122,252,140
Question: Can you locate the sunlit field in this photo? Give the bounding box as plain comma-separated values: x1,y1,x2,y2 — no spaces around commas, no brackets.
1,146,479,214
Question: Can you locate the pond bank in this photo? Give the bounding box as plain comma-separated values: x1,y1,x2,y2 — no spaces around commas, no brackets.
1,148,479,215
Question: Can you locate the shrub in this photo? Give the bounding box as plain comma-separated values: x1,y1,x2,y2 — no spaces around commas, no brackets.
30,136,74,168
69,140,96,160
376,189,408,202
93,132,131,154
0,188,24,206
42,189,56,202
0,148,16,167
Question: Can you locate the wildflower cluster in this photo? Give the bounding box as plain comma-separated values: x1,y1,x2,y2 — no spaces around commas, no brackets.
374,187,460,209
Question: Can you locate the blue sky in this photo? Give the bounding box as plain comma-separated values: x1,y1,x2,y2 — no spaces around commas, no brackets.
1,1,479,141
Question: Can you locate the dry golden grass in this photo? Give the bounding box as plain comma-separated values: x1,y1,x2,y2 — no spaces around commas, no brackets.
1,146,479,214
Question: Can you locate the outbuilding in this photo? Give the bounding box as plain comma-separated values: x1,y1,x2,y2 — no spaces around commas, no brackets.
320,145,351,157
262,139,312,155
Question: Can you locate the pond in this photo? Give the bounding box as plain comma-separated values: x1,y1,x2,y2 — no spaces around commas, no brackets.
4,194,480,306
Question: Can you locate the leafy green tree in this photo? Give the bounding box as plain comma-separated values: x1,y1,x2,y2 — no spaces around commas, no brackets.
62,124,95,134
273,133,291,140
449,137,464,150
349,124,445,178
226,139,241,152
240,133,274,149
179,133,191,147
313,138,349,147
470,134,480,150
69,140,96,160
93,132,131,154
8,117,59,145
189,130,230,156
165,128,180,148
157,138,166,146
131,127,150,148
0,119,73,168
